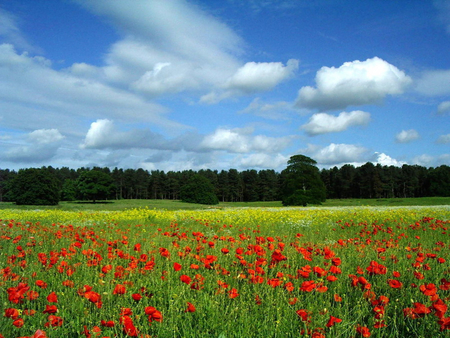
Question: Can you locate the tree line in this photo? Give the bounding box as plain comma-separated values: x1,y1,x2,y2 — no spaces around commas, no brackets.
0,160,449,205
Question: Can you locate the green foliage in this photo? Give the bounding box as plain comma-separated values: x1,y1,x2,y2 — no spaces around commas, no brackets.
76,170,115,202
9,168,60,205
180,174,219,205
281,154,326,206
61,179,77,201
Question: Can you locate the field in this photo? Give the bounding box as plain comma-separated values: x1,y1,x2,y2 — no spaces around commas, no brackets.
1,202,450,337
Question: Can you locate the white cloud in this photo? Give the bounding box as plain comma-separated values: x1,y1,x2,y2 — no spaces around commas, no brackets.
295,57,412,111
239,98,293,120
200,59,298,103
412,154,435,167
200,127,292,153
0,8,40,53
437,101,450,114
437,134,450,144
0,43,174,135
395,129,420,143
80,119,170,150
416,69,450,96
28,129,65,144
301,110,371,136
374,152,406,167
237,153,288,169
4,129,64,163
310,143,369,165
74,0,244,98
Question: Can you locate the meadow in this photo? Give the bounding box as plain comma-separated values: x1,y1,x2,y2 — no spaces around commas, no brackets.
1,202,450,337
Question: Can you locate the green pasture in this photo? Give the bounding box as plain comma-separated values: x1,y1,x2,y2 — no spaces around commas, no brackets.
0,196,449,212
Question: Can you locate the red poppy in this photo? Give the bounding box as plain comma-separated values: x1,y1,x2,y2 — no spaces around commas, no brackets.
185,302,196,313
173,262,182,271
296,309,311,323
13,318,24,328
180,275,191,285
113,284,126,295
45,315,63,327
5,308,20,319
300,280,316,292
36,280,48,289
228,288,239,299
47,291,58,303
356,325,371,337
420,283,437,296
388,279,403,289
326,315,342,327
101,320,115,327
145,306,163,322
43,305,58,314
131,293,142,302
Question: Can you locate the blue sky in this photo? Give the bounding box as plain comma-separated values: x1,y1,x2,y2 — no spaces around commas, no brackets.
0,0,449,172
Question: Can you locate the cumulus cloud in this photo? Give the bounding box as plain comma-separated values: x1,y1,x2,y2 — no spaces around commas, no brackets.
200,59,298,103
4,129,64,163
80,119,171,150
295,57,412,111
199,127,292,153
74,0,244,98
373,152,406,167
310,143,370,165
395,129,420,143
301,110,371,136
437,101,450,114
416,69,450,96
437,134,450,144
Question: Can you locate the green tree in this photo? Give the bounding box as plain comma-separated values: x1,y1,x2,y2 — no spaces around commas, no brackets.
280,155,326,206
76,170,115,203
180,174,219,205
10,168,60,205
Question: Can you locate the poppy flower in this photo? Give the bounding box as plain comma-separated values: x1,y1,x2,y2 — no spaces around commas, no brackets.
145,306,163,322
180,275,191,285
13,318,24,328
101,320,115,327
185,302,196,312
420,283,437,296
43,305,58,314
388,279,403,289
228,288,239,299
47,291,58,303
45,315,63,327
113,284,126,295
36,280,48,289
300,280,316,292
296,309,311,323
326,315,342,327
132,293,142,302
173,262,182,271
4,308,20,319
356,325,371,337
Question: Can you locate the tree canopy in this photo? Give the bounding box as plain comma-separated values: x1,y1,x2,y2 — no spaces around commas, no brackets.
9,168,60,205
280,155,326,206
76,170,115,203
180,174,219,205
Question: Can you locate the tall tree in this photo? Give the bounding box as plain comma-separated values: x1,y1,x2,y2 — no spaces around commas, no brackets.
76,170,115,203
180,174,219,205
10,168,60,205
280,155,326,206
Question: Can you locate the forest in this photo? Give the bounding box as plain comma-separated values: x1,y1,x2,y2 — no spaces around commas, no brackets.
0,161,449,204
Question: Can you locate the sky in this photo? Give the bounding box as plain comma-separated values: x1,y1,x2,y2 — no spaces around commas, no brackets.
0,0,449,173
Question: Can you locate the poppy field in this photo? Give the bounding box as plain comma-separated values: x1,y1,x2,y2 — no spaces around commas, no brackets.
1,206,450,337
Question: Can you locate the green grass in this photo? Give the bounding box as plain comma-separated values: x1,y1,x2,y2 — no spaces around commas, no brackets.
0,196,448,212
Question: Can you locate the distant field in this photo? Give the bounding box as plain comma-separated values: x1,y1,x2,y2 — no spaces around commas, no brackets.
0,196,449,211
